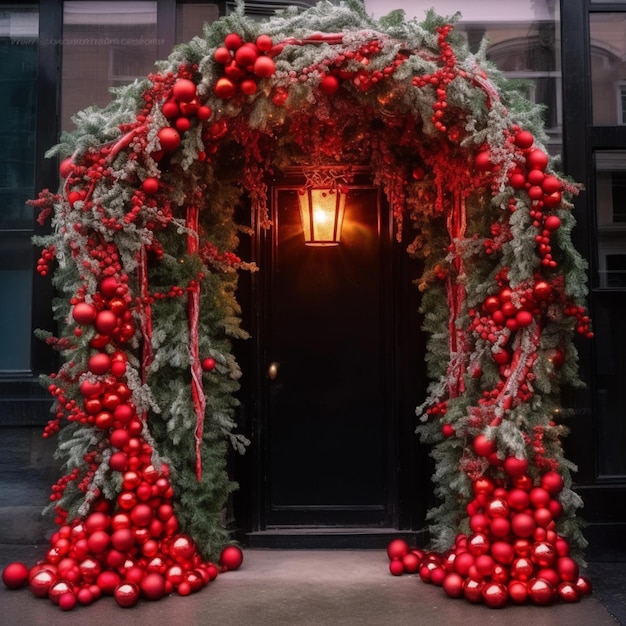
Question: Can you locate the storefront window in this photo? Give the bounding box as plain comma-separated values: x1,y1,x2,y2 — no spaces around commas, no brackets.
590,13,626,126
0,5,38,371
62,1,158,131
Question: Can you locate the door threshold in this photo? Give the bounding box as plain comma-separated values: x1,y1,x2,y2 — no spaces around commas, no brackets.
245,527,427,550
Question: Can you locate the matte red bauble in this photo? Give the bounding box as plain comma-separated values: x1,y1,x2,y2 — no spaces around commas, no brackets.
491,541,515,565
514,130,534,149
387,538,409,560
224,32,243,50
482,582,508,608
214,77,237,99
115,582,140,608
59,156,74,178
214,46,232,64
172,78,197,103
58,591,77,611
2,562,29,589
108,451,128,472
87,530,110,554
402,552,420,574
161,100,179,118
256,34,273,51
472,434,496,457
220,545,244,571
443,572,464,598
111,528,134,552
508,580,528,604
543,215,562,232
474,150,492,171
507,488,530,511
157,127,181,152
556,556,579,582
131,503,154,527
95,310,118,335
527,577,555,605
140,572,166,600
235,43,259,67
85,511,109,533
454,551,474,576
202,357,216,371
389,559,404,576
72,302,97,325
253,55,275,78
142,177,159,194
320,74,340,95
526,148,549,171
88,352,111,375
511,513,536,538
541,470,564,495
99,276,119,297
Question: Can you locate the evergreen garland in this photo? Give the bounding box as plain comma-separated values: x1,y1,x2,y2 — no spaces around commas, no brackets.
21,0,593,608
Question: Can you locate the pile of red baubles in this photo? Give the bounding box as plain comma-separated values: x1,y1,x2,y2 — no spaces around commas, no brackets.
2,472,244,610
212,33,276,99
387,462,592,608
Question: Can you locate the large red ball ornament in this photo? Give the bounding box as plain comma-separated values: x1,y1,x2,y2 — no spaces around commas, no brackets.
157,127,181,152
253,55,275,78
95,310,118,335
389,559,404,576
59,156,74,178
402,552,420,574
491,541,515,565
508,579,528,604
29,567,57,598
99,276,119,297
234,43,259,67
256,34,273,51
489,516,511,539
161,100,179,118
511,513,536,538
140,572,166,600
528,577,555,605
220,545,244,571
387,538,409,560
443,572,464,598
2,562,29,589
504,456,529,477
72,302,97,325
214,77,237,99
88,352,111,375
556,556,579,582
543,215,562,232
526,148,549,171
472,434,496,457
87,530,110,554
541,471,564,496
172,78,197,103
131,503,154,527
514,130,534,150
224,32,243,50
109,451,128,472
214,46,232,63
454,551,474,576
114,582,140,608
482,582,508,608
85,511,110,533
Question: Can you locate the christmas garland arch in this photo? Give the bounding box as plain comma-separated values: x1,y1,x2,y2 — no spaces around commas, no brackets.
6,0,594,610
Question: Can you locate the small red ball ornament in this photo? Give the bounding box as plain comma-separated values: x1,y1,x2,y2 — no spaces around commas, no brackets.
543,215,562,232
161,100,179,118
214,77,237,99
256,34,273,51
235,43,259,67
320,74,340,95
474,150,492,171
526,149,549,171
142,177,159,194
72,302,97,325
472,434,496,457
240,79,258,96
2,562,29,589
59,157,74,178
95,310,118,335
541,470,564,496
157,127,181,152
197,105,212,121
224,33,243,50
387,538,409,560
504,456,529,477
220,545,244,571
172,78,197,103
389,559,404,576
402,552,420,574
508,579,528,604
214,46,232,64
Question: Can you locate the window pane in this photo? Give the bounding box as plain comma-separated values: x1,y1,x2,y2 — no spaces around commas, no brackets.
595,151,626,288
176,3,220,43
0,5,38,372
594,292,626,477
590,13,626,126
62,1,158,131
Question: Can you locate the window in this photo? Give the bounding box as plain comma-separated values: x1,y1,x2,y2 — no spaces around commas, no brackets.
0,5,38,372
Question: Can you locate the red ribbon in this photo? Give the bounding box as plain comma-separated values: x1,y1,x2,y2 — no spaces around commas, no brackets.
186,205,206,481
138,246,153,384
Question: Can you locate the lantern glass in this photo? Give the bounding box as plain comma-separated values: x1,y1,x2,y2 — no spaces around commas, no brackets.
298,187,346,246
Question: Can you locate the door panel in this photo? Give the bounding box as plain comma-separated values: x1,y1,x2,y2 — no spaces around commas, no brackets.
264,184,392,526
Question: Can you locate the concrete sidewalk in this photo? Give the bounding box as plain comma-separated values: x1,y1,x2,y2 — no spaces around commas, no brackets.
1,546,621,625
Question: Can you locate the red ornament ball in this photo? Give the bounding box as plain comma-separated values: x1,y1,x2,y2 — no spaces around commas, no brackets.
220,545,244,571
256,34,273,51
161,100,179,118
541,470,564,496
474,150,492,171
59,157,74,179
171,534,197,563
172,78,197,103
224,33,243,50
95,310,118,335
320,74,340,95
140,572,166,600
402,552,420,574
558,581,581,603
240,79,258,96
88,352,111,375
389,559,404,576
472,434,496,457
214,46,232,64
2,562,29,589
528,577,555,605
58,591,77,611
504,456,529,477
442,572,464,598
512,513,536,539
543,215,562,232
514,130,534,150
387,538,409,561
235,43,259,67
542,175,562,194
115,582,140,608
508,579,528,604
253,55,275,78
482,582,508,609
85,511,110,533
157,127,181,152
575,575,593,596
142,177,159,194
526,148,549,171
197,105,212,121
72,302,97,325
214,77,236,99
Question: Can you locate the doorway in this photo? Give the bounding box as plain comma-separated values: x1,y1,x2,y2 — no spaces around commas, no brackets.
258,171,396,528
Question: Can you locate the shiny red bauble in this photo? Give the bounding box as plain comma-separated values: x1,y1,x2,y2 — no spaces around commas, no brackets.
528,577,555,605
504,456,529,477
72,302,97,325
482,582,508,608
463,577,485,603
114,581,140,608
142,177,159,194
387,538,409,560
511,556,534,581
531,541,556,568
201,357,216,371
29,567,57,598
543,215,562,233
220,545,244,571
558,581,581,603
320,75,340,95
474,150,492,172
472,434,496,457
157,127,181,152
575,575,593,596
2,562,29,589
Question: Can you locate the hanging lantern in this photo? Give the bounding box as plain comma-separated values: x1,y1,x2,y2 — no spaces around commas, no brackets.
298,186,346,246
296,166,353,246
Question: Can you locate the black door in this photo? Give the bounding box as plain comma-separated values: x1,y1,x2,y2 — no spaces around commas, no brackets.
261,178,394,527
